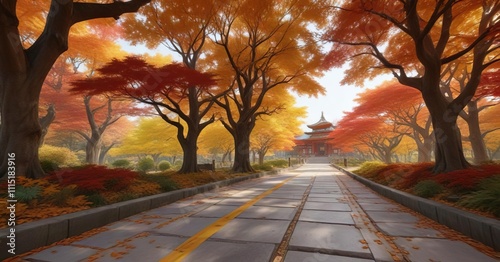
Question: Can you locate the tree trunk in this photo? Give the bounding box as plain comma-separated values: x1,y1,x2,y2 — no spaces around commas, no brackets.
99,143,114,165
0,79,45,178
258,150,265,165
427,104,470,173
177,129,200,173
232,125,254,173
466,102,489,164
85,136,101,164
39,104,56,147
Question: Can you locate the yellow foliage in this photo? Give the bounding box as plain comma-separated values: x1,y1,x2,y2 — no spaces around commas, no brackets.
66,196,92,208
39,145,81,166
127,180,162,196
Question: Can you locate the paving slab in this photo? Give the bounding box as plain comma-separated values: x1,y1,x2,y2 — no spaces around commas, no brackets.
299,210,355,225
303,202,351,212
73,225,150,249
184,240,275,262
212,218,290,243
213,198,253,206
153,217,219,237
237,206,296,220
25,245,99,262
92,234,186,261
308,193,343,198
266,193,304,199
375,222,442,238
192,205,238,218
365,211,419,223
284,251,375,262
289,222,372,259
393,237,498,262
355,198,392,204
306,197,344,203
358,203,401,211
255,198,301,207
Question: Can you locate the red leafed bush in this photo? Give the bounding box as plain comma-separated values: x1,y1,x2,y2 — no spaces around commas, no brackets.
394,162,434,190
48,165,138,193
432,164,500,191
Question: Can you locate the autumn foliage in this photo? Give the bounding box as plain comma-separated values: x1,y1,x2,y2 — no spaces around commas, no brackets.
48,166,138,193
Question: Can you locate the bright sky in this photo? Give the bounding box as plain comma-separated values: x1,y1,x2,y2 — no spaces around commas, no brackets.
119,40,391,133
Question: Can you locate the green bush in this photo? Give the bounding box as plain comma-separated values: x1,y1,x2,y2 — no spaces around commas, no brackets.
15,186,41,203
140,174,178,192
158,161,172,171
112,159,131,169
459,175,500,217
40,160,60,173
39,145,80,167
87,193,107,207
50,186,75,206
252,163,273,171
413,180,444,198
137,157,155,173
266,159,289,168
353,161,387,177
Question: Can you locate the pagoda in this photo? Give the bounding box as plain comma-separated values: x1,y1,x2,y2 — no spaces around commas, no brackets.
294,112,339,156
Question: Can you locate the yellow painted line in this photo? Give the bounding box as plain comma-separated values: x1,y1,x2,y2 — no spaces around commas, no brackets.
160,175,297,262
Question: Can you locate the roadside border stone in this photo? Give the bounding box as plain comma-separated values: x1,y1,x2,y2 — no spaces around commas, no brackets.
333,164,500,252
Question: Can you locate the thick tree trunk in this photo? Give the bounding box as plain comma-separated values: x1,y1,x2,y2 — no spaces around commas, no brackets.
232,125,254,173
425,98,470,173
466,102,489,164
177,129,200,173
0,79,45,178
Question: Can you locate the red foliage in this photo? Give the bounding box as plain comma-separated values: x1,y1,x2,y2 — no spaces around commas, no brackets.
432,164,500,191
48,165,138,193
394,162,434,189
69,56,217,99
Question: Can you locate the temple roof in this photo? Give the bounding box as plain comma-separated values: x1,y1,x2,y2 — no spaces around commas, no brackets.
306,112,334,130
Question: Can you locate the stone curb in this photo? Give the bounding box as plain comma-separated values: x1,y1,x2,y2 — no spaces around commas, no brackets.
0,168,288,260
332,164,500,252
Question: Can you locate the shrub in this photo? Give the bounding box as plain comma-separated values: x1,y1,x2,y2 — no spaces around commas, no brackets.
87,193,108,207
413,180,444,198
158,161,172,171
353,161,387,177
137,157,155,173
140,174,178,192
459,175,500,217
40,160,60,173
15,185,41,204
39,145,80,167
112,159,131,169
252,163,273,171
49,186,76,206
49,165,138,193
432,164,500,192
266,159,289,168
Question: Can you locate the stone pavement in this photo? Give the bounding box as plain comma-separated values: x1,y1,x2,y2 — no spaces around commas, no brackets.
14,164,498,262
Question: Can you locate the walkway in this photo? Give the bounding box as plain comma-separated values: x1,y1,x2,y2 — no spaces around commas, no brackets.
17,164,497,262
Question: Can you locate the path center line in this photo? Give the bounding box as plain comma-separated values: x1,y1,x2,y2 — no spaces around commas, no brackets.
160,175,298,262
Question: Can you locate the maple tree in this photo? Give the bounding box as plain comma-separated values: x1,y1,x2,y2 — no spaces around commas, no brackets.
70,56,217,173
352,82,434,162
480,105,500,159
121,0,223,173
209,0,328,172
325,1,499,172
0,0,151,178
